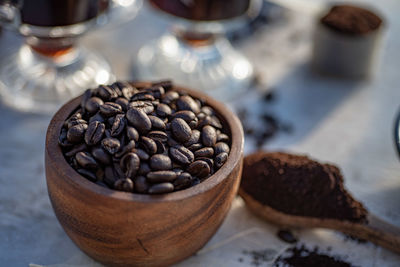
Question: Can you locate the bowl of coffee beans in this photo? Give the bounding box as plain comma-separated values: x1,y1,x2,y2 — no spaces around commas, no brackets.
45,81,244,266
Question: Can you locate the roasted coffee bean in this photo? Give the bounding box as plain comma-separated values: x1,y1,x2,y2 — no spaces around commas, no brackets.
145,86,165,99
147,171,177,183
114,178,134,192
67,124,87,143
110,114,126,137
198,115,223,129
215,152,228,169
67,118,87,129
217,133,229,142
135,148,150,161
126,108,152,133
85,121,105,145
126,126,139,141
148,183,174,194
187,160,210,178
173,172,192,190
161,91,179,104
114,140,136,158
65,143,87,157
64,113,81,128
214,142,230,154
148,115,166,130
77,168,97,182
98,85,118,101
202,125,217,147
148,131,168,143
100,102,123,117
112,81,137,99
138,162,151,175
121,152,140,178
187,143,203,152
128,101,154,114
101,137,121,154
85,97,104,114
171,118,192,143
140,136,157,155
176,95,200,114
132,91,155,101
149,154,172,170
76,152,98,169
155,140,166,154
81,89,92,113
59,128,73,148
170,110,196,124
115,97,129,111
184,130,200,147
89,112,105,124
197,157,214,170
169,145,194,165
156,103,172,117
134,176,149,193
92,147,111,165
201,106,214,116
194,147,214,158
152,80,172,90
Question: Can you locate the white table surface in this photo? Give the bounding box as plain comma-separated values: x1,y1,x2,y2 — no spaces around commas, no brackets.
1,0,400,266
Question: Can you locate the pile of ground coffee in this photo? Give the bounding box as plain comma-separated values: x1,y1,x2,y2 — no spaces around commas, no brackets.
240,152,367,222
321,5,382,35
274,245,358,267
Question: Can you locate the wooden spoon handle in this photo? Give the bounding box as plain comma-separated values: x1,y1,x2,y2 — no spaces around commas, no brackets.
352,214,400,254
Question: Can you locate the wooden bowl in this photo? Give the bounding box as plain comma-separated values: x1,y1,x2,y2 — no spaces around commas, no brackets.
45,82,244,267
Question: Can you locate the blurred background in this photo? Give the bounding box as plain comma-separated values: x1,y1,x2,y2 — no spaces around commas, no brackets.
0,0,400,266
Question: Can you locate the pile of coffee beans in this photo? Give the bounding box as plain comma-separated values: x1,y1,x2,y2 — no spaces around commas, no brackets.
59,81,231,194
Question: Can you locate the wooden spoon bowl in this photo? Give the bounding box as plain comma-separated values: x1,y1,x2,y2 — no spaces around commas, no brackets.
45,82,244,267
239,188,400,254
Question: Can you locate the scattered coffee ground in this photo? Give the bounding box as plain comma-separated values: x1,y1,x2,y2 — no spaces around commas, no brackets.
274,245,358,267
321,5,382,35
59,81,231,194
237,91,293,149
241,152,368,222
341,233,368,244
277,229,298,244
241,248,277,266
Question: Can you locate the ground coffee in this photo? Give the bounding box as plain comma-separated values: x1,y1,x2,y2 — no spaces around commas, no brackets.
321,5,382,35
240,152,367,222
274,245,358,267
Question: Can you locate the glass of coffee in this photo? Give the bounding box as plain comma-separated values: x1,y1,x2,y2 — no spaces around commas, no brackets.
0,0,142,113
134,0,260,101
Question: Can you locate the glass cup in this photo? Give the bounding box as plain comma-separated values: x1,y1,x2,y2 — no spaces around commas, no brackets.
0,0,142,113
134,0,260,101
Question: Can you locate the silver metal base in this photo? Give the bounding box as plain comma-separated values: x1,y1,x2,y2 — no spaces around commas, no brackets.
0,44,113,113
134,34,253,101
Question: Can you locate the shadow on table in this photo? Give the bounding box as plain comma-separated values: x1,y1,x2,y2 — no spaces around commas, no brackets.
264,62,365,147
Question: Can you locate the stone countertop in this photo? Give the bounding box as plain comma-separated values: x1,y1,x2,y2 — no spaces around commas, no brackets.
1,0,400,266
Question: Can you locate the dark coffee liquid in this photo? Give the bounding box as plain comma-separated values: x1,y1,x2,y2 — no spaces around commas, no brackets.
149,0,250,21
20,0,109,27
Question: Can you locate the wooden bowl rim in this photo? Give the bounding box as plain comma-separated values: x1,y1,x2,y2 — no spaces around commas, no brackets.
46,81,244,203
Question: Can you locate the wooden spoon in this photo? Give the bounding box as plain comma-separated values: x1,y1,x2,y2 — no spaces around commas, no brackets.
239,188,400,254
